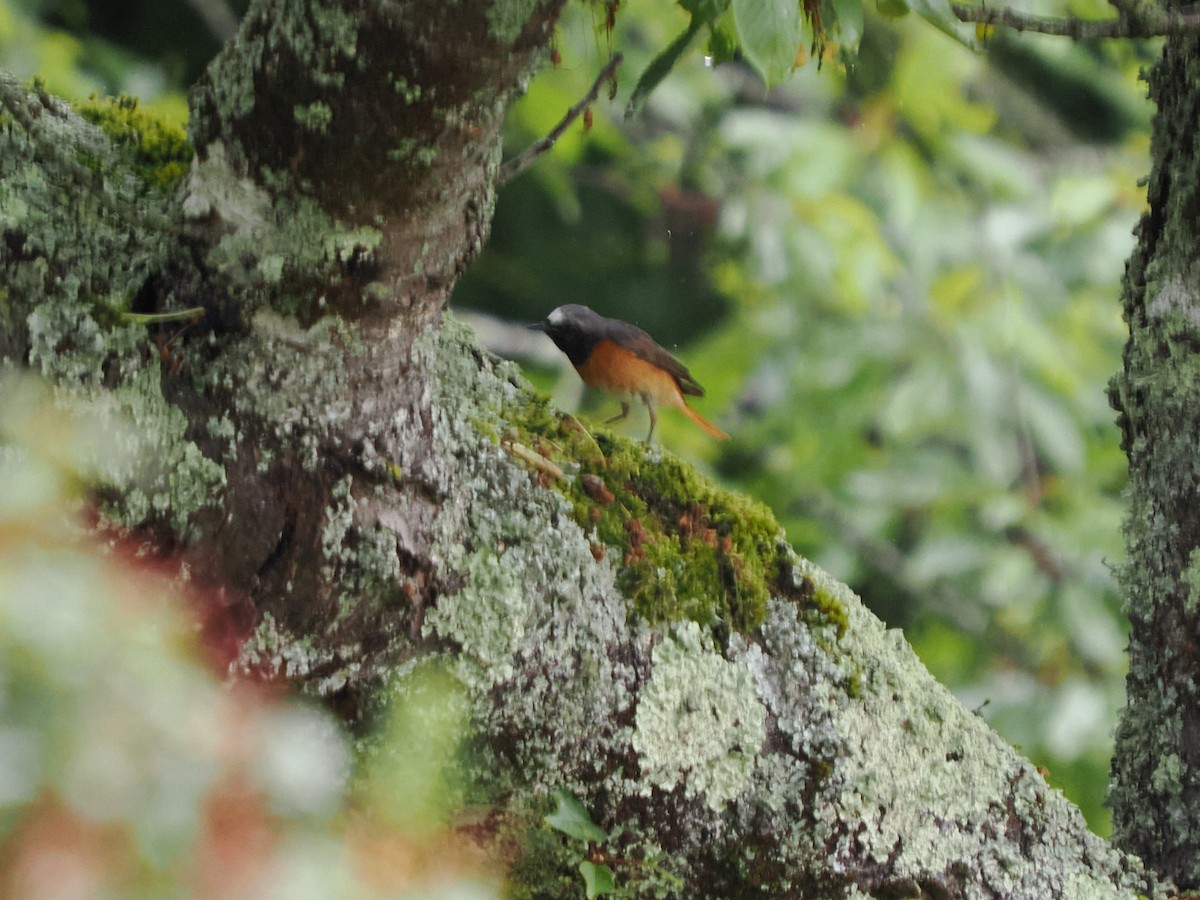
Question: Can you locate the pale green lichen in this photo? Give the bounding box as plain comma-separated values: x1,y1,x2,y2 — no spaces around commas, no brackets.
733,560,1155,895
307,4,359,87
239,612,329,680
205,413,239,460
423,540,542,684
319,474,403,623
184,154,382,312
191,1,357,143
487,0,542,45
391,74,423,103
239,609,365,698
294,100,333,133
632,621,765,809
415,310,640,726
1183,547,1200,616
200,310,356,466
105,407,225,540
418,431,609,689
387,137,438,166
321,474,359,576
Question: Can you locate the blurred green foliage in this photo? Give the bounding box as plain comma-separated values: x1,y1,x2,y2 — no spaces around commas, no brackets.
1,0,1158,840
0,0,196,123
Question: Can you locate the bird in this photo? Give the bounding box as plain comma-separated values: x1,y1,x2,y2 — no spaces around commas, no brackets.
530,304,729,443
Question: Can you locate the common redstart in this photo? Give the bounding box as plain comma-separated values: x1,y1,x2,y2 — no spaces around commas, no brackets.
531,304,729,442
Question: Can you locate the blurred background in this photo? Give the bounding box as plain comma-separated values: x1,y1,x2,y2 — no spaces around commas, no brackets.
0,0,1154,839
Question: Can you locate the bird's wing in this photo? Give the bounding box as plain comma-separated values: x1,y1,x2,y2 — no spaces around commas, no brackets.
605,320,705,397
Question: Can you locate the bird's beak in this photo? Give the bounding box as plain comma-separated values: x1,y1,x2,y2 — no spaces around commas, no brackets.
528,321,547,331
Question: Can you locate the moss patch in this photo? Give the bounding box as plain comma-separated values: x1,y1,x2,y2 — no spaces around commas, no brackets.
498,390,838,642
76,93,192,192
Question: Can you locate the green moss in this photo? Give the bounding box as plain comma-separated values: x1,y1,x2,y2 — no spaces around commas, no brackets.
75,93,192,191
496,391,841,642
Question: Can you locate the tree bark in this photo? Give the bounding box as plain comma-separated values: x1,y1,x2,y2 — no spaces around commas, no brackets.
0,0,1168,895
173,0,563,714
1109,31,1200,890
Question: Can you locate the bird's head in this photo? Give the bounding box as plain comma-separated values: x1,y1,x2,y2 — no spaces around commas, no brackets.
529,304,605,365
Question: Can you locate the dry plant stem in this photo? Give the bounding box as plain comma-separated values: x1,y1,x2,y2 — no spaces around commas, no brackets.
499,53,623,186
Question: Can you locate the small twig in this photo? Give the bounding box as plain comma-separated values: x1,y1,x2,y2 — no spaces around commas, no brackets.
499,54,623,186
122,307,205,325
502,437,566,480
951,0,1200,38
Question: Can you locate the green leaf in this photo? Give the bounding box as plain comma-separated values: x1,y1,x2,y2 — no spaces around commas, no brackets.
830,0,863,46
732,0,804,87
626,18,704,119
580,860,618,898
545,789,608,843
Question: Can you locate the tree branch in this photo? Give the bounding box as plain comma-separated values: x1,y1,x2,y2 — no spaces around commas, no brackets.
951,0,1200,38
499,53,623,186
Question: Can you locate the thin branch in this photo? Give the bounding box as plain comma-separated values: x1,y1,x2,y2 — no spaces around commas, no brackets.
951,0,1200,38
499,54,623,187
122,307,205,325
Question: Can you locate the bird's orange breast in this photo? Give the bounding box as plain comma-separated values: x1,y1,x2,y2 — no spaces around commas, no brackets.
575,339,684,407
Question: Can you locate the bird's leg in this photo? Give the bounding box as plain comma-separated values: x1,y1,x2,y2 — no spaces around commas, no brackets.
643,395,658,443
604,402,631,425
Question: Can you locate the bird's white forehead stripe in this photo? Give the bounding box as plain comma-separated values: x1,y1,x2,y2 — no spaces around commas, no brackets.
548,308,565,325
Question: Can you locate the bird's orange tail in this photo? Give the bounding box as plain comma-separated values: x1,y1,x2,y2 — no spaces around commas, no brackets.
681,401,729,440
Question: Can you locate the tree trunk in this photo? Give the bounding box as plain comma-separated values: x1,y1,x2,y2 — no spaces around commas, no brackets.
1109,31,1200,890
0,0,1168,895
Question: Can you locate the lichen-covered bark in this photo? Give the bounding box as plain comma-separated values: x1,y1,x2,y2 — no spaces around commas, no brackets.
0,76,225,536
1109,32,1200,889
0,0,1168,896
166,0,564,715
187,0,558,322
